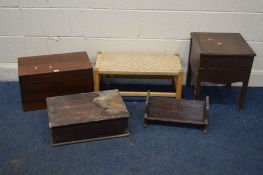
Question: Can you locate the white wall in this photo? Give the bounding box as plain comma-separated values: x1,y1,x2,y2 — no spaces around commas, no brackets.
0,0,263,85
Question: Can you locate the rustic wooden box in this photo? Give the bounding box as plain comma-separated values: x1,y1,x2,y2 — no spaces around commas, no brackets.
18,52,93,111
46,90,130,146
186,32,256,110
144,92,209,133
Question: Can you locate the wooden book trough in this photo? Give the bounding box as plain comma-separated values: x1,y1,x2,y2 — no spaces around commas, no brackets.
144,91,209,133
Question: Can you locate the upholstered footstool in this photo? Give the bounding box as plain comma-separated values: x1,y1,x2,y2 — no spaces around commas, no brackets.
94,52,184,98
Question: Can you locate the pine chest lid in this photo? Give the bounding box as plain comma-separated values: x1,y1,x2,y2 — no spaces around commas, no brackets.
47,90,129,128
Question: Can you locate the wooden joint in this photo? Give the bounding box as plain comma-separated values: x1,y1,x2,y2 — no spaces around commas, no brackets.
178,69,184,75
97,51,102,58
175,53,181,58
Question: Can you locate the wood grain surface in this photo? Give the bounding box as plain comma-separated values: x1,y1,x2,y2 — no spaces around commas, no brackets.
18,52,94,111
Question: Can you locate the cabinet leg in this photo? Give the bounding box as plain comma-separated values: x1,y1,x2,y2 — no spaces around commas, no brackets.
238,81,248,110
93,68,100,91
194,78,201,100
186,62,192,87
186,39,192,87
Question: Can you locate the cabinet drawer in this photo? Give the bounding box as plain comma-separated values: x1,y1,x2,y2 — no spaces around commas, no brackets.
198,68,251,83
199,55,254,69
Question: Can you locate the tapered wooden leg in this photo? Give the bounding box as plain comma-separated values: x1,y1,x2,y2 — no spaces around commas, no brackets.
238,81,248,110
93,68,100,91
186,61,192,87
194,77,201,100
175,71,183,99
186,38,192,87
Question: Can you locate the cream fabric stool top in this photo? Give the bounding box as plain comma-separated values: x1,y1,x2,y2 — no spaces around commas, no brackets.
94,52,184,98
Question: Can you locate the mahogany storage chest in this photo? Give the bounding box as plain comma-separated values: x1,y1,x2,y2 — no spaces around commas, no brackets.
186,32,256,110
18,52,93,111
46,90,130,146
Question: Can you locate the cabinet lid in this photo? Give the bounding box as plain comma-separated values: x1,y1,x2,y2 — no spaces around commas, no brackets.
47,90,129,128
18,52,92,76
191,32,256,56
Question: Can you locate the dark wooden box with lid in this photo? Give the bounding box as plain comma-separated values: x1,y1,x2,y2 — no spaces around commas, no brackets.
144,92,209,132
46,90,130,146
186,32,256,110
18,52,94,111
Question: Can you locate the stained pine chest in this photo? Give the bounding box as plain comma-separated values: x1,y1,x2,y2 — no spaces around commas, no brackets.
46,90,130,146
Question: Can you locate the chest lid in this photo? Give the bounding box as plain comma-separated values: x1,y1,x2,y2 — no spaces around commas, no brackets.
47,90,129,128
18,52,92,77
191,32,256,56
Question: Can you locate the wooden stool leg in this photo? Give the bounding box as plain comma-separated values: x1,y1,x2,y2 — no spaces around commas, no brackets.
175,72,183,99
194,77,201,100
93,68,100,91
238,81,248,110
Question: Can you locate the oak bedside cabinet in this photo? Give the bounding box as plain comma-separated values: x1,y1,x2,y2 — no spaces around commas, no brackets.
186,32,256,110
18,52,94,111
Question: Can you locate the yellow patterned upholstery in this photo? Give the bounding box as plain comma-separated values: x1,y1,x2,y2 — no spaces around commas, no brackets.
95,52,183,75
